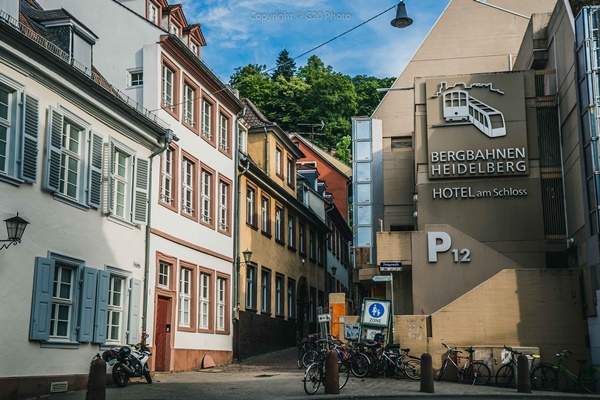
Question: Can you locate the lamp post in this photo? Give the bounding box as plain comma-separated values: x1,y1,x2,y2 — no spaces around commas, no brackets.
0,213,29,250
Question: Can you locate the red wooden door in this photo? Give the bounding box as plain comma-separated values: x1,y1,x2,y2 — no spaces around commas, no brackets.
155,297,168,371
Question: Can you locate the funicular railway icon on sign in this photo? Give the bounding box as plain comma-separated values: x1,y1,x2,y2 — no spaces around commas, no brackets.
443,90,506,138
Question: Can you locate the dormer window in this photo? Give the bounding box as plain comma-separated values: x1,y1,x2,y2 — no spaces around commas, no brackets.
170,23,180,37
190,42,198,57
148,1,159,25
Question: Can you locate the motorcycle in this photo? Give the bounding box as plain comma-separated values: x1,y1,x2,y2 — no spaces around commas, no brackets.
101,338,152,387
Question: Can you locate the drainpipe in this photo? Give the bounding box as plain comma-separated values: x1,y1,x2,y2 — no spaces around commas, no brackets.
233,107,247,359
263,126,269,176
142,128,177,343
325,202,335,305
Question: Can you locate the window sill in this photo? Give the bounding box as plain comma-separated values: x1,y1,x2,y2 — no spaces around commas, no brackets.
0,173,23,186
246,223,258,231
52,192,90,211
245,307,257,313
287,246,297,253
275,239,285,246
107,214,137,229
275,314,285,319
261,311,272,317
261,231,272,239
40,341,80,349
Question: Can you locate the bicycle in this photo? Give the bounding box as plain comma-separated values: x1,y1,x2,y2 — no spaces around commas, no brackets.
530,350,600,393
436,340,491,385
331,339,371,378
360,340,421,380
495,345,541,388
303,342,350,395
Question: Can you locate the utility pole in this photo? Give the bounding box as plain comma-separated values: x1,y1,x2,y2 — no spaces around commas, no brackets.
297,120,325,147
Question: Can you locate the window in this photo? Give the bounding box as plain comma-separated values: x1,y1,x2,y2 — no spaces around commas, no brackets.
158,261,170,289
108,140,149,224
318,235,324,265
246,185,256,226
170,23,180,37
238,125,248,154
181,154,197,219
201,98,213,141
30,256,143,346
162,64,174,110
391,137,412,151
160,144,178,210
183,83,195,127
287,278,295,319
179,268,191,327
275,274,284,316
261,268,271,314
218,178,231,234
59,118,83,200
0,75,39,185
309,288,316,323
309,228,315,260
275,206,284,243
148,1,159,24
287,156,295,187
219,113,230,153
107,276,125,342
299,222,306,254
199,272,211,330
200,166,214,227
246,265,256,310
216,275,229,332
275,147,282,176
128,70,143,88
261,196,270,235
190,42,198,57
288,213,296,249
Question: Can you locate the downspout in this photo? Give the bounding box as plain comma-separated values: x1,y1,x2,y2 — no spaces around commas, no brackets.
142,128,176,343
263,125,269,176
325,202,335,305
233,107,248,359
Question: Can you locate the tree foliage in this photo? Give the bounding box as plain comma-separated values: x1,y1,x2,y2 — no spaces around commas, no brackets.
230,54,393,164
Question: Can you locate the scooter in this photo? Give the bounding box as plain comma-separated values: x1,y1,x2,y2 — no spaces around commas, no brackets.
101,337,152,387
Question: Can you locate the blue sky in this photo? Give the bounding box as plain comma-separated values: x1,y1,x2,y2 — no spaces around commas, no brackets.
180,0,451,82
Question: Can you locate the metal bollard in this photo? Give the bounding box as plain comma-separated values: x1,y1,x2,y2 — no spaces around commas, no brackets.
86,355,106,400
420,353,434,393
324,350,340,394
517,354,531,393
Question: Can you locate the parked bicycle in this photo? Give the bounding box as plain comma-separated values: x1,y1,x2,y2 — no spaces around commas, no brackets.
331,339,371,378
437,340,490,385
530,350,600,393
360,339,421,379
495,345,541,388
303,344,350,395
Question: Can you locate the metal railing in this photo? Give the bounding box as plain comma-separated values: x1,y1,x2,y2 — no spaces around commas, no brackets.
0,9,169,129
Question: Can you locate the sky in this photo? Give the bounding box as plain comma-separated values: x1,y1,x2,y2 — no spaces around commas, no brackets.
180,0,451,83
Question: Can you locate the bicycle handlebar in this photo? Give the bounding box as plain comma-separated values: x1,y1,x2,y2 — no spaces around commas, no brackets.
441,342,462,353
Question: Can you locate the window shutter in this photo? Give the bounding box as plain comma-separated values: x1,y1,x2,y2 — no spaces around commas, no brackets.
93,270,109,344
107,141,115,213
44,107,63,192
127,278,141,344
20,92,39,183
87,131,103,208
132,156,150,224
77,267,97,343
29,257,55,341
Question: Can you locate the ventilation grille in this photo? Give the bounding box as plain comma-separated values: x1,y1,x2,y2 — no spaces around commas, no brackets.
50,381,68,393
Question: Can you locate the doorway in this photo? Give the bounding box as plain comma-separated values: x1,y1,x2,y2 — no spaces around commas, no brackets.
155,296,170,371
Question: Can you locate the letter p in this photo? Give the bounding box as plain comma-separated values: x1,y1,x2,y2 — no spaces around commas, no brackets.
428,231,451,262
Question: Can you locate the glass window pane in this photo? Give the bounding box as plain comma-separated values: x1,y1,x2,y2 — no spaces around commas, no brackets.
355,162,371,182
355,120,371,140
356,226,372,247
355,141,371,161
356,205,372,225
356,183,371,203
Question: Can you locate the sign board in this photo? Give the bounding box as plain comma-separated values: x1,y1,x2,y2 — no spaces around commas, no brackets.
372,275,392,282
318,314,332,322
361,298,391,328
344,323,360,340
380,262,402,272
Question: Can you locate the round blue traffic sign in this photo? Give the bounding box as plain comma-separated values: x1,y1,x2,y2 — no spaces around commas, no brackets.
368,303,385,318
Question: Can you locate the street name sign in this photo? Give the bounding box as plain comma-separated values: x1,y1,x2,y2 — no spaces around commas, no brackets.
372,275,392,282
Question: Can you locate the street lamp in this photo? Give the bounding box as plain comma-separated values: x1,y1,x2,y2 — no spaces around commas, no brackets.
0,213,29,250
242,249,253,264
391,1,413,29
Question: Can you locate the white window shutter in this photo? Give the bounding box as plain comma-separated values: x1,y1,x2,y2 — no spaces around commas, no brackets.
127,278,142,344
87,131,103,209
44,107,63,192
107,141,115,213
20,92,39,183
132,156,149,224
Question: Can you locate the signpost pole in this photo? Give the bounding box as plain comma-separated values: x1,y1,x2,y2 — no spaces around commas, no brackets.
389,273,394,344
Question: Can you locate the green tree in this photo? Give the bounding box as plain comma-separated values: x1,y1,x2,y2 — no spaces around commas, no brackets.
266,76,309,129
334,135,351,165
229,64,272,110
271,49,296,81
352,75,395,116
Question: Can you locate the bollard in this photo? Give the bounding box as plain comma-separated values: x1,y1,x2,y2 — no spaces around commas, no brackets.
420,353,434,393
86,355,106,400
517,354,531,393
324,350,340,394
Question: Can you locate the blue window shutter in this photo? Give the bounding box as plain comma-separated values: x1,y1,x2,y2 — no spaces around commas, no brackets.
93,270,109,344
20,92,39,183
77,267,97,343
44,107,63,192
128,278,141,344
132,156,149,224
87,131,103,208
107,141,115,213
29,257,55,341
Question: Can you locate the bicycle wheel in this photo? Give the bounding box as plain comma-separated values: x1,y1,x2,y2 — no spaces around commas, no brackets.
495,364,514,387
302,350,318,369
350,353,370,378
339,362,350,390
472,362,491,385
581,364,600,393
304,363,321,395
437,359,448,381
554,369,568,392
404,359,422,380
530,364,555,391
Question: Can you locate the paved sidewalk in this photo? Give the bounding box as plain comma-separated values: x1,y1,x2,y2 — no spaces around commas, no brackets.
37,348,600,400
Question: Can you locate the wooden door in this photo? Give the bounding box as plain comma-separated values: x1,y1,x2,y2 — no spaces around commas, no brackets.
155,297,169,371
